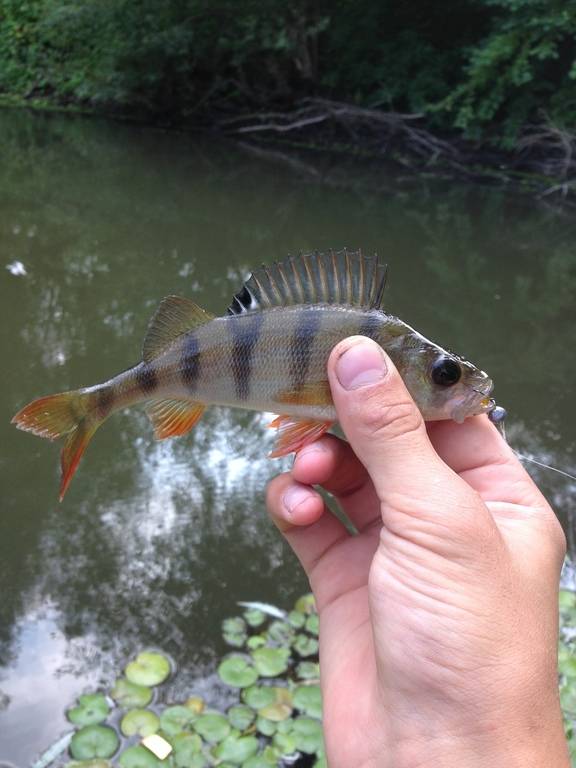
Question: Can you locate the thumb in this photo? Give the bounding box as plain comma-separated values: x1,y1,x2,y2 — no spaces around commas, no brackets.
327,337,488,542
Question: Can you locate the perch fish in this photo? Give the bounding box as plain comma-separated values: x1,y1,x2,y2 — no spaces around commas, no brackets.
12,250,494,500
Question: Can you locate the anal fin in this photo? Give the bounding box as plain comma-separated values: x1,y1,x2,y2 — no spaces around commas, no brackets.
146,398,205,439
268,415,333,458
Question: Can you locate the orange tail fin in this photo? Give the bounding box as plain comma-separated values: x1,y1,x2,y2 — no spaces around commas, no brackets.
12,389,104,501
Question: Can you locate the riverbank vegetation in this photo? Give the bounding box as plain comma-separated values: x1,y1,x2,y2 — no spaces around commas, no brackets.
1,0,576,191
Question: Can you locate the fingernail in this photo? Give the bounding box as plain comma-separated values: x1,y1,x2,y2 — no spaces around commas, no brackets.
336,341,387,390
283,486,311,515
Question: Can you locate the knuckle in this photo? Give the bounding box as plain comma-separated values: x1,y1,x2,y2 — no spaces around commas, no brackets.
354,388,424,443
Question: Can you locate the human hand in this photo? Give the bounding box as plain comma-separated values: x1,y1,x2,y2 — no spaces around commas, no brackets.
266,337,569,768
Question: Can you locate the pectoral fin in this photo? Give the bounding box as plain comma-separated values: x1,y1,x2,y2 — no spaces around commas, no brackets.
146,398,205,439
268,415,333,458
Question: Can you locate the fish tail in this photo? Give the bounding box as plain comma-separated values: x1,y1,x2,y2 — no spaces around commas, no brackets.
12,387,111,501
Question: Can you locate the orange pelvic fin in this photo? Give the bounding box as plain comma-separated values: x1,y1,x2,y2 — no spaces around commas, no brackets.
275,381,332,407
12,389,104,501
146,398,205,439
268,415,333,458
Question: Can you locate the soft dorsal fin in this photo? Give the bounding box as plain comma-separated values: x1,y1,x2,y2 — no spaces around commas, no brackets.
227,249,387,316
143,296,214,362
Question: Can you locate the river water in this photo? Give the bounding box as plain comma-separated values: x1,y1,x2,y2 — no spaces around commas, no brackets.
0,110,574,765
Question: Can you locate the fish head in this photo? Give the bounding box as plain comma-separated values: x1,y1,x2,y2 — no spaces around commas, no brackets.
393,334,494,423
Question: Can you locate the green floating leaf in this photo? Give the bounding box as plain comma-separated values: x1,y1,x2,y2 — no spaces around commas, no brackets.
65,762,111,768
171,732,203,767
293,634,319,657
228,704,255,730
223,617,247,635
294,594,316,615
242,685,276,710
266,621,294,646
118,745,162,768
246,635,266,650
559,590,576,612
296,661,320,680
251,647,290,677
258,702,292,722
125,652,171,687
219,655,259,688
292,717,323,754
288,611,306,629
160,704,197,737
194,712,231,743
273,730,297,757
313,757,328,768
70,725,119,760
241,755,277,768
305,614,319,636
120,709,160,738
67,694,110,726
293,685,322,718
243,609,266,628
212,735,259,764
255,716,277,737
110,678,152,708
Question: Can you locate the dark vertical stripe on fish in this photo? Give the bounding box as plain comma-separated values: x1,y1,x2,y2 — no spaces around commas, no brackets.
136,363,158,393
96,387,114,418
181,332,201,391
228,313,264,401
357,310,382,340
289,307,322,393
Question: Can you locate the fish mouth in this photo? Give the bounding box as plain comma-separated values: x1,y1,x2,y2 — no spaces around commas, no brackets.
452,376,494,423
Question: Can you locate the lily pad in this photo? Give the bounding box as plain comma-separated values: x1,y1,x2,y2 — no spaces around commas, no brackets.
246,635,266,650
228,704,255,730
258,702,292,722
266,621,294,645
118,746,162,768
273,731,297,756
111,678,152,708
125,652,171,687
293,634,319,657
67,694,110,726
305,614,319,635
294,594,316,614
251,647,290,677
223,617,248,647
292,717,323,754
194,712,231,743
242,685,276,709
241,755,277,768
171,732,203,767
185,696,205,715
294,685,322,718
255,716,277,736
243,609,266,628
296,661,320,680
160,704,197,736
120,709,160,737
212,735,259,764
65,762,112,768
70,725,119,760
219,655,259,688
288,611,306,628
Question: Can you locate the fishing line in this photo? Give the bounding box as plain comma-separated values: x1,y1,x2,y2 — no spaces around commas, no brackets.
513,452,576,483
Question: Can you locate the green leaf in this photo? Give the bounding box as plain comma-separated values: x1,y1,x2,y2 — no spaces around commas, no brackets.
69,725,119,760
273,730,297,756
251,647,290,677
228,704,256,730
258,702,292,722
219,655,259,688
293,634,319,657
242,685,276,709
288,611,305,628
120,709,160,737
305,614,319,635
125,652,171,687
293,685,322,718
67,694,110,726
255,716,277,736
292,717,324,754
241,754,277,768
295,594,316,614
243,609,267,627
246,635,266,650
212,735,259,764
117,746,162,768
194,712,231,743
160,704,197,736
171,732,203,767
266,621,294,645
110,678,152,708
296,661,320,680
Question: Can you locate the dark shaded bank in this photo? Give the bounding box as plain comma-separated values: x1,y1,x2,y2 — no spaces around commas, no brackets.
2,0,576,199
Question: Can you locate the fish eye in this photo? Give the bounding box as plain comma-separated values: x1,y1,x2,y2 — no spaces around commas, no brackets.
431,357,462,387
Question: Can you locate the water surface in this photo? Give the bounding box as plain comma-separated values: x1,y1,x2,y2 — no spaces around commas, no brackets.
0,110,575,765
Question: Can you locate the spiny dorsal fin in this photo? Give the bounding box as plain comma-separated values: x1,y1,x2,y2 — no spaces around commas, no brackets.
227,249,387,315
145,398,205,439
143,296,214,362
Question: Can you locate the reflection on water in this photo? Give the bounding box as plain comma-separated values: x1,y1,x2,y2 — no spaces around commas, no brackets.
0,110,574,764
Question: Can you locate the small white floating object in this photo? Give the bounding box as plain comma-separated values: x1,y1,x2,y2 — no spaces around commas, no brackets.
237,600,287,619
6,260,27,276
142,733,173,760
31,731,73,768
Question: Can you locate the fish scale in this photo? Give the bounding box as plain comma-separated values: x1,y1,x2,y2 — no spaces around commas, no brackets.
12,249,494,499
